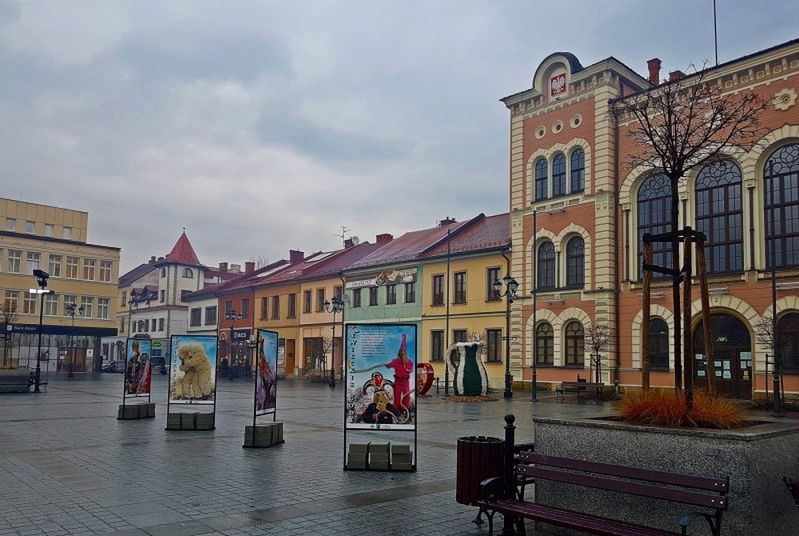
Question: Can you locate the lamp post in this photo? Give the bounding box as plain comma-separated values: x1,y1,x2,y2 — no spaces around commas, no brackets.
64,302,84,378
31,269,53,393
493,274,519,399
324,296,344,389
225,309,242,380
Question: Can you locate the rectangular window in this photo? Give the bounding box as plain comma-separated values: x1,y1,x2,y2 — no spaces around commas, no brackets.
80,297,93,318
261,297,269,319
190,308,202,327
404,282,415,303
432,275,444,305
45,224,53,237
25,221,35,234
352,288,362,308
288,293,297,318
225,301,233,315
44,293,58,316
23,292,36,315
8,250,22,273
386,284,397,305
205,306,217,326
121,291,127,308
63,227,72,239
120,318,125,333
97,297,109,319
316,289,325,312
62,295,76,316
49,255,62,277
5,218,15,231
160,290,165,302
453,329,468,344
486,329,502,363
303,290,312,313
66,256,79,278
431,330,444,362
271,295,280,319
454,271,467,304
4,290,19,312
334,286,343,300
99,260,112,282
369,287,378,306
159,318,164,331
26,252,40,274
486,267,501,301
83,259,96,280
241,298,250,318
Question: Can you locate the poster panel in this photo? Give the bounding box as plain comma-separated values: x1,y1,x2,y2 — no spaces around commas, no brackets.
345,324,416,430
124,338,152,398
169,335,217,405
256,330,278,416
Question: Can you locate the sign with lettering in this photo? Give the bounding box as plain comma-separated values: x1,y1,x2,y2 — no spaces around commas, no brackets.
345,268,417,289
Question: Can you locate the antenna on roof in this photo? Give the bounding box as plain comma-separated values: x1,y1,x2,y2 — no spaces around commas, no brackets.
333,225,351,247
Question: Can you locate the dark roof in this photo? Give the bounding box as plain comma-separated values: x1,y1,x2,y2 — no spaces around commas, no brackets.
119,262,157,288
349,221,466,271
0,230,120,251
164,232,202,266
297,241,386,282
213,258,302,294
183,283,223,302
421,213,510,258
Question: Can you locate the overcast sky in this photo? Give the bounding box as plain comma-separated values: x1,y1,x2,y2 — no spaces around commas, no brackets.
1,1,796,272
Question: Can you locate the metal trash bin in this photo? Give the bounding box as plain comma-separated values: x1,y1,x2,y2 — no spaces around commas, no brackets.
456,436,504,505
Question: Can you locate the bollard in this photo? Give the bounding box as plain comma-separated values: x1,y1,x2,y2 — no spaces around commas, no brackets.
503,414,516,535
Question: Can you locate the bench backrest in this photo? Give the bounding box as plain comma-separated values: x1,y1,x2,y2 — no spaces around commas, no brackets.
518,453,728,511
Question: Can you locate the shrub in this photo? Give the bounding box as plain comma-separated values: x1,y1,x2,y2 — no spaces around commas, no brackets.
620,389,743,429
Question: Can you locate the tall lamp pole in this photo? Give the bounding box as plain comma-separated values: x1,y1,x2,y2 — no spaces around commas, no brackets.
324,296,344,389
64,303,84,378
31,269,53,393
225,309,242,380
493,273,519,399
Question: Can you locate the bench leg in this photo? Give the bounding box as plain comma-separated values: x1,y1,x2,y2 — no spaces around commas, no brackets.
473,507,485,525
486,510,495,536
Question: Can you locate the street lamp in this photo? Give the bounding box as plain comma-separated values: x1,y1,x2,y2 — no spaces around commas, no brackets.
225,309,243,380
31,269,53,393
64,303,84,378
493,274,519,399
323,296,344,389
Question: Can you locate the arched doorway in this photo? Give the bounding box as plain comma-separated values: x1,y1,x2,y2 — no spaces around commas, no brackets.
692,313,753,399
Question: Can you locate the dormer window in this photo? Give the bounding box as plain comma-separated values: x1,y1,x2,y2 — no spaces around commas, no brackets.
183,268,194,278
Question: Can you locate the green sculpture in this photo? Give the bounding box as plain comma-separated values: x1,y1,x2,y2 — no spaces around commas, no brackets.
445,342,488,396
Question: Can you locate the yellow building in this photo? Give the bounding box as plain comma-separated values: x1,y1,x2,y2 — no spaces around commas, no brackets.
0,198,120,372
419,213,510,388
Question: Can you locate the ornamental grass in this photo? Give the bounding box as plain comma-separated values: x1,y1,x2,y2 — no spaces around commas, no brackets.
620,389,743,429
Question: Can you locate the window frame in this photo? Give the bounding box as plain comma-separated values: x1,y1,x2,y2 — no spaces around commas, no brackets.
552,153,566,197
695,160,744,274
764,144,799,269
537,241,556,290
565,236,585,288
570,148,585,193
453,271,467,304
486,329,502,363
368,287,378,306
564,320,585,367
431,330,444,362
404,282,415,303
534,158,548,201
637,173,673,280
386,284,397,305
535,321,555,366
486,267,501,301
648,318,670,370
432,274,444,306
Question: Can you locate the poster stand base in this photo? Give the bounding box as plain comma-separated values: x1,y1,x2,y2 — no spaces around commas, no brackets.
165,412,215,431
344,442,415,472
117,403,155,420
242,423,284,448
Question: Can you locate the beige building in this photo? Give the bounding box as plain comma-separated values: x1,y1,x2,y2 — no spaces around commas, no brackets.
0,198,120,373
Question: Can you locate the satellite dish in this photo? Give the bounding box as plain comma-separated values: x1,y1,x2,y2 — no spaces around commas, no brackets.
350,236,360,245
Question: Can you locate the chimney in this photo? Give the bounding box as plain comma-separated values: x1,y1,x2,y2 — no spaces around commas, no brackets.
150,256,156,263
219,262,228,272
376,233,393,244
647,58,661,85
439,217,457,227
230,263,241,273
669,70,685,82
157,256,165,262
344,238,354,249
245,261,255,274
290,250,304,263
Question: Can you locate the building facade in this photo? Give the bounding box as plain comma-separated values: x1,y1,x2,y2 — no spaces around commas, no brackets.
504,39,799,399
0,198,120,372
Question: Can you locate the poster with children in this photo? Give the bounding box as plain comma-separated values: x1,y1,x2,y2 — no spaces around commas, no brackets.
169,335,218,405
345,324,417,430
256,330,278,416
124,339,152,398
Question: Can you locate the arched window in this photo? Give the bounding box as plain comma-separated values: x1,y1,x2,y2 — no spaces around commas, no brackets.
564,321,584,366
183,268,194,278
565,236,585,288
537,241,556,290
778,312,799,370
552,153,566,197
535,322,554,366
161,268,166,277
571,148,585,193
637,173,672,279
535,158,548,201
695,160,743,273
648,318,669,369
765,144,799,268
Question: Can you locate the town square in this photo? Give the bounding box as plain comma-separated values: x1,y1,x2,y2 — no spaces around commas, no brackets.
2,1,799,534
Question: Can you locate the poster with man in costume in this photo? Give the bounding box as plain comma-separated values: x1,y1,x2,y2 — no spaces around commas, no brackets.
124,339,152,398
256,330,278,416
345,324,416,430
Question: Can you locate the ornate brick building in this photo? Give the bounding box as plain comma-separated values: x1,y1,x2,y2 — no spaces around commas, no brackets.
503,39,799,399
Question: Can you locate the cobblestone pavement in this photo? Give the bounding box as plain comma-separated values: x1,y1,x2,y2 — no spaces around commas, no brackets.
0,374,613,535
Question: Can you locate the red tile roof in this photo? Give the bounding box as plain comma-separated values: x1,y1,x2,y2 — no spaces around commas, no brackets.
298,242,387,281
421,213,510,258
348,221,466,270
165,232,202,266
119,261,157,287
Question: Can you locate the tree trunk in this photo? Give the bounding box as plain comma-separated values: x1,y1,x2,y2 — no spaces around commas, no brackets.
642,241,652,391
697,240,716,395
683,228,694,409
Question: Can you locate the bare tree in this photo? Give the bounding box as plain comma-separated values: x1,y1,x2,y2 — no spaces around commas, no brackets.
466,329,486,357
585,324,612,384
1,301,17,368
615,62,767,397
754,315,777,354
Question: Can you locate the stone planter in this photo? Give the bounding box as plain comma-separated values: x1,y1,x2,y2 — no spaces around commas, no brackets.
533,416,799,536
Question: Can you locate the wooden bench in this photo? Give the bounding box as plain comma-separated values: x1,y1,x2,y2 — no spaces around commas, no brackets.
556,378,604,401
0,371,33,393
476,452,729,536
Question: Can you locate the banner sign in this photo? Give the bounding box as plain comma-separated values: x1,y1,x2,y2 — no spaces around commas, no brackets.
256,330,278,416
169,335,217,405
124,338,152,398
345,268,417,289
345,324,417,430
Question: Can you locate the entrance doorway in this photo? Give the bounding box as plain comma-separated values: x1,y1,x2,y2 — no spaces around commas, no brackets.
692,313,753,399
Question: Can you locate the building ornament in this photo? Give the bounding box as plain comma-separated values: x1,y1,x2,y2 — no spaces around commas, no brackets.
773,88,797,111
